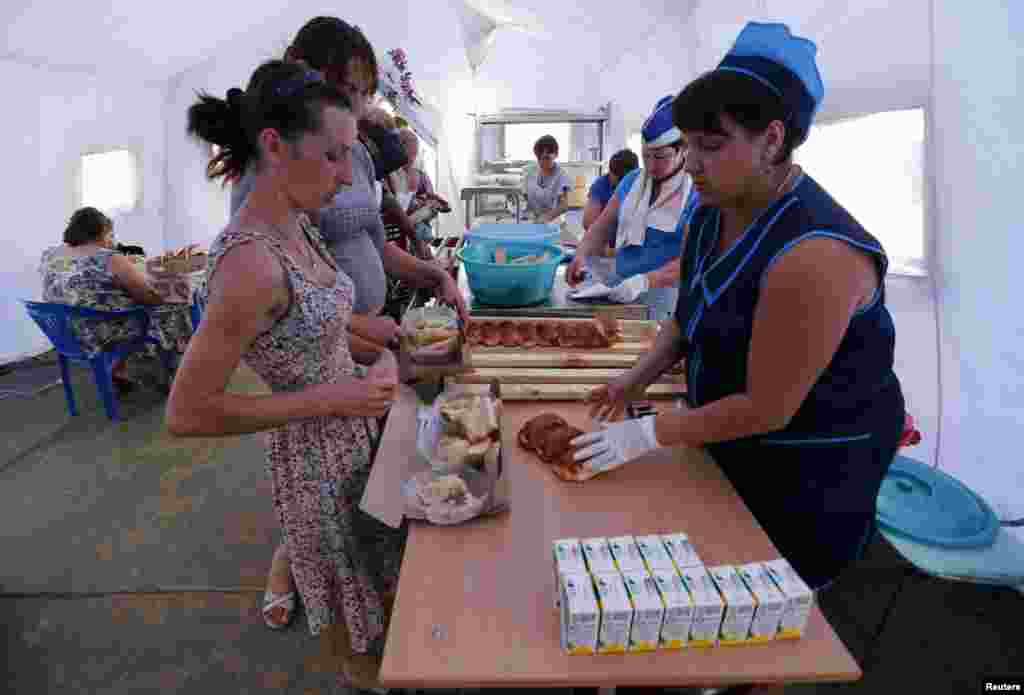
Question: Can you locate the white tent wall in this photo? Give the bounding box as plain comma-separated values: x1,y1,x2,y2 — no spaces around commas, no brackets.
0,61,166,365
162,1,474,249
932,2,1024,523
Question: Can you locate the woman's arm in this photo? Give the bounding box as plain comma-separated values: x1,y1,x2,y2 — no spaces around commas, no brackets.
379,242,469,321
646,257,682,290
109,254,164,305
348,329,386,364
582,197,604,230
652,237,865,448
578,194,622,257
632,319,689,390
165,241,395,437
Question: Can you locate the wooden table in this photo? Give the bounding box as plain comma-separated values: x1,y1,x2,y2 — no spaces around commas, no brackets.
373,388,862,689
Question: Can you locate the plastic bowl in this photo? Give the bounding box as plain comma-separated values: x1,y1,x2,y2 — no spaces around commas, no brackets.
457,240,564,306
464,222,560,247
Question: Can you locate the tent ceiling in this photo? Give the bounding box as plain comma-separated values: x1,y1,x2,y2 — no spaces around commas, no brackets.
1,0,295,83
2,0,692,83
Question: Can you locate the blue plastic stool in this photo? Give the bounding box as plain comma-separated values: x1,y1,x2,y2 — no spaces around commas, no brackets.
22,300,172,421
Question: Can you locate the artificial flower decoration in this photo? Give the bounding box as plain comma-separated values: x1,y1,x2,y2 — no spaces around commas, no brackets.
382,48,423,108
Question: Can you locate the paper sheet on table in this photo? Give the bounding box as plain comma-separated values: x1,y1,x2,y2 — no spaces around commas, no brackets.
569,272,647,303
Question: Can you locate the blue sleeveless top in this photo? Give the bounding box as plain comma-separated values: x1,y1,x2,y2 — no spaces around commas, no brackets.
674,173,905,588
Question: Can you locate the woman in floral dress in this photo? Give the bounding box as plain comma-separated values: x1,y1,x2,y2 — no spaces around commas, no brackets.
39,206,192,389
167,59,403,689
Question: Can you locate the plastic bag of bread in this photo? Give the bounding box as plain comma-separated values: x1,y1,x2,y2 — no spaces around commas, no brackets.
401,467,496,525
416,386,501,474
400,305,462,365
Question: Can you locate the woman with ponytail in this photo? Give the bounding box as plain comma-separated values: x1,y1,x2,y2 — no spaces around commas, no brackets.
169,59,404,691
230,17,467,352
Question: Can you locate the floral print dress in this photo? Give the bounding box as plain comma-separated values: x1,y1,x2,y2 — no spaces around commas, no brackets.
38,247,193,373
198,224,406,655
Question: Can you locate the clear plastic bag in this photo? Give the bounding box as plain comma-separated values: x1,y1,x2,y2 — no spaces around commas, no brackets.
402,466,492,525
416,385,501,473
400,305,462,365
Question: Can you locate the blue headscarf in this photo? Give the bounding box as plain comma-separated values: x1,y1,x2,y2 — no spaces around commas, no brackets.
716,22,825,139
642,95,682,148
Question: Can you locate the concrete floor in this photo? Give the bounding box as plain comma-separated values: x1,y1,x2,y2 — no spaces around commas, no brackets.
1,356,1021,694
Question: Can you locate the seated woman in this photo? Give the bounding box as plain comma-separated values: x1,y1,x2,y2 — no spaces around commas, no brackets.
39,207,190,390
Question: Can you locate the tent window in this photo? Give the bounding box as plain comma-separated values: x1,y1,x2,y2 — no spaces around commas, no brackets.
504,123,573,161
796,108,926,275
80,149,139,214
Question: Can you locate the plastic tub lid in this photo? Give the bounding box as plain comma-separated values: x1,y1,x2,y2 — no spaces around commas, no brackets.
876,455,999,549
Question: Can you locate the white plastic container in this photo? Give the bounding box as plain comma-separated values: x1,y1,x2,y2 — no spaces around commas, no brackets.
708,565,757,646
621,570,665,652
607,535,646,573
737,562,787,642
552,538,588,609
559,572,600,655
677,566,725,648
592,572,634,654
581,537,618,575
661,533,702,570
763,558,814,639
649,568,695,649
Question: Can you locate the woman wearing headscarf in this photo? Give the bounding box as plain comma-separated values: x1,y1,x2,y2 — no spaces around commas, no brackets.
572,21,905,634
566,97,698,320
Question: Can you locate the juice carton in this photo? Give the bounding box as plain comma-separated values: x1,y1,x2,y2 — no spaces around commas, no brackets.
559,572,600,655
552,538,588,609
592,572,634,654
708,565,757,646
763,558,814,639
620,570,665,652
661,532,702,570
634,534,676,572
607,535,647,572
677,566,725,647
581,537,618,575
737,562,787,642
649,568,695,649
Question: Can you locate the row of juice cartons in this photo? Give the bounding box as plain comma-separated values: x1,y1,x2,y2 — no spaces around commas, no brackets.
553,534,814,655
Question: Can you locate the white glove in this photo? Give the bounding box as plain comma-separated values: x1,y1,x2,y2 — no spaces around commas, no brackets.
570,415,660,476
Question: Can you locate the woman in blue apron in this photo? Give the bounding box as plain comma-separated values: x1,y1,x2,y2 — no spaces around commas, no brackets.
566,96,697,320
572,22,905,596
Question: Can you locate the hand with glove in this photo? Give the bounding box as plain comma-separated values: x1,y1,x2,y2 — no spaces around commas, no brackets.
570,415,661,477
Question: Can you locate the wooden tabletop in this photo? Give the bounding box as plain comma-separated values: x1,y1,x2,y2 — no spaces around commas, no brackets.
375,388,862,688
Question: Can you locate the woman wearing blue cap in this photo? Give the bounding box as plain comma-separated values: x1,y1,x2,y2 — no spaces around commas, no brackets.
566,96,698,320
572,22,905,609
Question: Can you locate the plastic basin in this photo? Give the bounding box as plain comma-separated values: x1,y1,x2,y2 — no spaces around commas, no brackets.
464,223,560,247
457,240,564,307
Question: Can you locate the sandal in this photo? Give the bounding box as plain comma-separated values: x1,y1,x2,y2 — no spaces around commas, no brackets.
261,590,296,630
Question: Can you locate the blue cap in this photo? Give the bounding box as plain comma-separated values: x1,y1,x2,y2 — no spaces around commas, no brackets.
641,95,682,148
716,22,824,136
